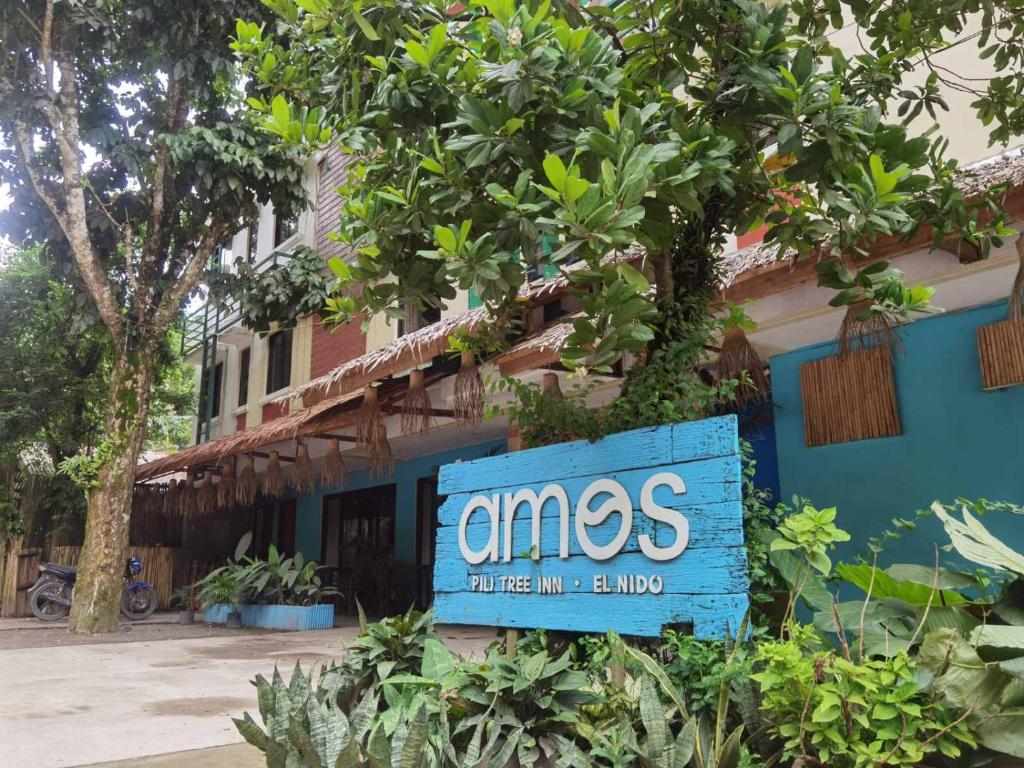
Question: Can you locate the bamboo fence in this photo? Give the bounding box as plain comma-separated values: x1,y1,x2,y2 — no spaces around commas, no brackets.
48,545,176,609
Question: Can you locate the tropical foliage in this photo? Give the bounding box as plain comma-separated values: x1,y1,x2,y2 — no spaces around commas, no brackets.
0,0,308,632
236,497,1024,767
236,0,1020,385
195,534,338,609
0,247,195,546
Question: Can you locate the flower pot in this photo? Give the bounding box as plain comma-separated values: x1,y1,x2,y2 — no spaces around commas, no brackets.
178,609,195,624
226,610,243,629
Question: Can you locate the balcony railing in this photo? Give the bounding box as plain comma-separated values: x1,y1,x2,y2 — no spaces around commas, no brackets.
181,248,295,357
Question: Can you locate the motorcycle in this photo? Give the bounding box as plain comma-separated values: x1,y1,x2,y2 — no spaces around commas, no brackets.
28,555,159,622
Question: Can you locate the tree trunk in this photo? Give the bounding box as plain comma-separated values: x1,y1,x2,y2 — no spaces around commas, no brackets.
68,348,154,634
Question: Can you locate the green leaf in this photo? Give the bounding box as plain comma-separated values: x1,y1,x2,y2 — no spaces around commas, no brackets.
543,154,568,193
934,502,1024,576
434,226,458,253
351,6,381,41
327,258,351,279
406,40,430,68
614,634,689,720
421,637,456,680
271,95,290,131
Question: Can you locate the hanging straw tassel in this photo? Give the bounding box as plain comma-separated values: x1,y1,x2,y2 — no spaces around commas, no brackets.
401,368,434,435
356,386,394,477
715,327,770,406
263,450,285,498
178,478,196,517
291,441,316,493
218,460,236,509
838,299,900,357
236,455,257,508
198,470,217,515
453,351,484,424
321,438,348,489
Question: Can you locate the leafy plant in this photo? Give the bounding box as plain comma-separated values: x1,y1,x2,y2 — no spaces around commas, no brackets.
457,645,598,758
754,626,974,767
321,606,438,710
770,500,851,625
170,584,200,611
234,663,389,768
195,567,246,611
236,543,338,607
205,246,335,333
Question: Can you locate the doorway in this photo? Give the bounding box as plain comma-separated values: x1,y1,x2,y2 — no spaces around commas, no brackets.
321,485,396,615
415,477,441,609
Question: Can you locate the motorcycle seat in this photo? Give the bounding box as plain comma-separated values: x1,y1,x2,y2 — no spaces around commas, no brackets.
41,563,77,579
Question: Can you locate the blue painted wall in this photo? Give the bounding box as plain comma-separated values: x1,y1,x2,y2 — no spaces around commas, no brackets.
771,300,1024,567
291,438,508,566
738,399,781,503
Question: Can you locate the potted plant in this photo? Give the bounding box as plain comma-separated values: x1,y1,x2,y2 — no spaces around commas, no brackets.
169,585,199,624
195,567,246,628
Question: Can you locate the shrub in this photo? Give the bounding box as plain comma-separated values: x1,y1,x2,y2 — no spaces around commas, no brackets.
754,626,974,767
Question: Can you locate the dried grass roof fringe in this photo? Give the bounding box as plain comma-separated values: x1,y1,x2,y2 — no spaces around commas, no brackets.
283,249,647,407
281,306,491,406
135,387,365,480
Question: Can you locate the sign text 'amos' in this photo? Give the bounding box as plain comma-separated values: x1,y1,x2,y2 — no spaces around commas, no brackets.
433,415,748,638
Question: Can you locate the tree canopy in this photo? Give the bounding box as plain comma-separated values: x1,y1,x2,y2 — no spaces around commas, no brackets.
0,0,311,632
237,0,1021,382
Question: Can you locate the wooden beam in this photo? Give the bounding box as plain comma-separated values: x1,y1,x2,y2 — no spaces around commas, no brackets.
250,450,295,463
380,404,456,418
312,433,360,442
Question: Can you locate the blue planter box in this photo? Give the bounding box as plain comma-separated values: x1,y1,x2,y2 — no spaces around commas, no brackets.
202,603,335,631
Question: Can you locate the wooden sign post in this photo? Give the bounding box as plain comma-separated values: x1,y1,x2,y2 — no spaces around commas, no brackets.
433,415,748,640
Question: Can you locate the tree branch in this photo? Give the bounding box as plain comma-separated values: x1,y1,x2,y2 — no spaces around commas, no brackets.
40,0,55,93
38,13,126,345
137,72,188,321
149,220,231,338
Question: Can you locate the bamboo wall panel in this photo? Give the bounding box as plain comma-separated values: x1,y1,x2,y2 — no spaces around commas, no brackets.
799,346,902,447
0,547,41,618
978,319,1024,390
48,545,176,609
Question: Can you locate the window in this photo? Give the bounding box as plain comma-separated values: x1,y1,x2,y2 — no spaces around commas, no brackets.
199,361,224,419
266,330,292,394
238,348,251,407
398,305,442,337
247,221,259,260
274,213,298,247
799,346,901,447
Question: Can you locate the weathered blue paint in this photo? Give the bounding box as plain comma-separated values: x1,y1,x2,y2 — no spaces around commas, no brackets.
433,416,748,639
771,300,1024,570
202,603,335,631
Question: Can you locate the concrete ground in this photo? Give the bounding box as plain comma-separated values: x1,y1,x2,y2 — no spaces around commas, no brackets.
0,617,495,768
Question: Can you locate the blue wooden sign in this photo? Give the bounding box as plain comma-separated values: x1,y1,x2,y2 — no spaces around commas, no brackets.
433,415,748,639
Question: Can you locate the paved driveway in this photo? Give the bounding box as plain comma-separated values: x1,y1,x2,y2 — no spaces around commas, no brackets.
0,621,495,768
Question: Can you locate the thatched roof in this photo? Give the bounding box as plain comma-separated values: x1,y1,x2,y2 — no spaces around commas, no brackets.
136,387,368,480
284,307,490,408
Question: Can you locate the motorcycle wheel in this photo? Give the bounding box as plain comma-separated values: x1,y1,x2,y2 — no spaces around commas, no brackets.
121,585,158,620
31,580,71,621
